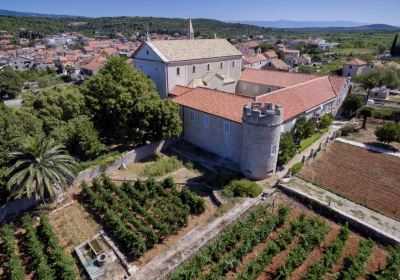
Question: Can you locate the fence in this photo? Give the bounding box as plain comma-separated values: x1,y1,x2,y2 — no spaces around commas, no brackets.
0,139,176,223
299,131,337,165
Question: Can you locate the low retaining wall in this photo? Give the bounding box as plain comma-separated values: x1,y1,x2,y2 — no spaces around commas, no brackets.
0,139,176,223
277,184,399,246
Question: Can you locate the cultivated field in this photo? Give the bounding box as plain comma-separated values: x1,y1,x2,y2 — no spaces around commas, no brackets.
170,192,395,280
298,141,400,221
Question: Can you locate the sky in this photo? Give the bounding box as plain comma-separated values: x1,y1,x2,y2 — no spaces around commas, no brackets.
1,0,399,25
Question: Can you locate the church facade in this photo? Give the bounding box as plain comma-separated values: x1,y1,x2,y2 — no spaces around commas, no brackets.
132,20,242,98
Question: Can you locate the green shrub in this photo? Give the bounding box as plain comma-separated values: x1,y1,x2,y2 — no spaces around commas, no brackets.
338,124,355,136
278,132,297,166
319,113,334,129
290,162,304,175
297,132,323,153
224,179,262,198
140,155,182,177
372,108,394,120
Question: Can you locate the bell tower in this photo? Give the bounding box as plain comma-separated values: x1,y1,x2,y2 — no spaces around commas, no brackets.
187,18,194,40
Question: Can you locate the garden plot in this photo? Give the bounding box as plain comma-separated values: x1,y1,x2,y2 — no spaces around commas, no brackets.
297,141,400,221
0,214,79,280
170,192,395,280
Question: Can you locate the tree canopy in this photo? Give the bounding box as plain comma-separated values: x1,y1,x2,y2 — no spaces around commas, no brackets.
0,67,24,101
375,122,400,145
390,34,400,56
82,57,182,145
342,94,364,116
23,86,85,134
355,67,400,92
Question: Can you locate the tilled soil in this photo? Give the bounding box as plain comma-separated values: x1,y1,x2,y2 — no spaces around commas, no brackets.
298,141,400,221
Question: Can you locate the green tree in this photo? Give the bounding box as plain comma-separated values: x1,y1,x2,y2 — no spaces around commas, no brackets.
354,69,382,97
293,117,316,145
82,57,182,145
358,106,373,129
375,122,400,145
319,113,334,129
51,116,106,161
278,132,297,166
6,135,78,200
23,86,85,134
277,50,285,60
390,34,399,56
342,94,364,117
0,67,24,101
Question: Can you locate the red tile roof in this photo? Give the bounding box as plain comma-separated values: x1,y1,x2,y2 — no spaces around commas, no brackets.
243,54,268,64
170,85,193,97
263,50,278,59
328,76,348,95
256,76,339,121
271,59,289,70
172,87,253,123
346,59,367,66
240,68,318,88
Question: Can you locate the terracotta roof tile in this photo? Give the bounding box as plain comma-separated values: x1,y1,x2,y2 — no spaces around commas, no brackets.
240,69,318,88
263,50,278,59
346,59,367,66
244,54,268,64
172,87,253,123
271,59,289,70
256,76,340,121
170,85,193,97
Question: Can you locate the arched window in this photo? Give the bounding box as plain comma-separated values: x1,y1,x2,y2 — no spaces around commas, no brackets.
207,64,210,71
193,65,196,74
176,67,180,76
220,62,223,69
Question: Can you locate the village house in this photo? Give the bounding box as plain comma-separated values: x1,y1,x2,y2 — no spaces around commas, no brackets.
235,40,261,56
342,59,384,79
243,53,269,69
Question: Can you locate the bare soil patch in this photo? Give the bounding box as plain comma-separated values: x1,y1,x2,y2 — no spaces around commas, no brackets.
298,141,400,221
343,118,400,151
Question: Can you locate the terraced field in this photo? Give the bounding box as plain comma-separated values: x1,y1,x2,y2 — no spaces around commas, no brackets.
170,205,398,280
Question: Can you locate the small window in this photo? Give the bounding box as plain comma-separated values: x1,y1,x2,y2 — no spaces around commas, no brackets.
220,62,223,69
146,50,149,55
202,115,209,127
192,65,196,74
223,121,230,135
349,65,352,69
207,64,210,71
190,111,195,121
271,144,277,156
176,67,180,76
232,61,235,68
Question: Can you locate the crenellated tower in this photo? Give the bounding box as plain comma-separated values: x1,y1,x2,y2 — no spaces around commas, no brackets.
240,102,283,180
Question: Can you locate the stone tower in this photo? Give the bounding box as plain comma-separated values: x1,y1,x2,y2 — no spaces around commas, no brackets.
187,18,194,39
240,102,283,180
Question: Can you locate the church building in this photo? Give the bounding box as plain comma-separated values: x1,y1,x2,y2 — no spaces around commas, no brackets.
132,19,243,98
132,20,351,179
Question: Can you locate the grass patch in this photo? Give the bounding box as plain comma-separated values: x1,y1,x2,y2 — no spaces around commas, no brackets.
78,151,122,171
140,155,182,177
290,162,304,175
297,132,323,153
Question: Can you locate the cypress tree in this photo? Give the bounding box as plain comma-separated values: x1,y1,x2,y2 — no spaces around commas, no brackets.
390,34,399,56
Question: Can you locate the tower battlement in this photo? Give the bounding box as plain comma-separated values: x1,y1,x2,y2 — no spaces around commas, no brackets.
242,102,283,126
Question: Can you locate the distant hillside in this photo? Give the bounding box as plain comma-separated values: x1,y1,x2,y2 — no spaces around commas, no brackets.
284,24,400,33
0,9,77,18
0,15,272,39
233,20,370,28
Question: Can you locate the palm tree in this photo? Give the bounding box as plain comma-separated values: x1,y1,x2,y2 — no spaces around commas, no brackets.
6,135,78,201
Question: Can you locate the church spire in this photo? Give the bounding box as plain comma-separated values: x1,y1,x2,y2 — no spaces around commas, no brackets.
187,18,194,40
145,27,150,42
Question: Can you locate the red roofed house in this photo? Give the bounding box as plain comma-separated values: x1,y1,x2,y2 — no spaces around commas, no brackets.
171,70,350,179
243,54,269,69
342,58,368,79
